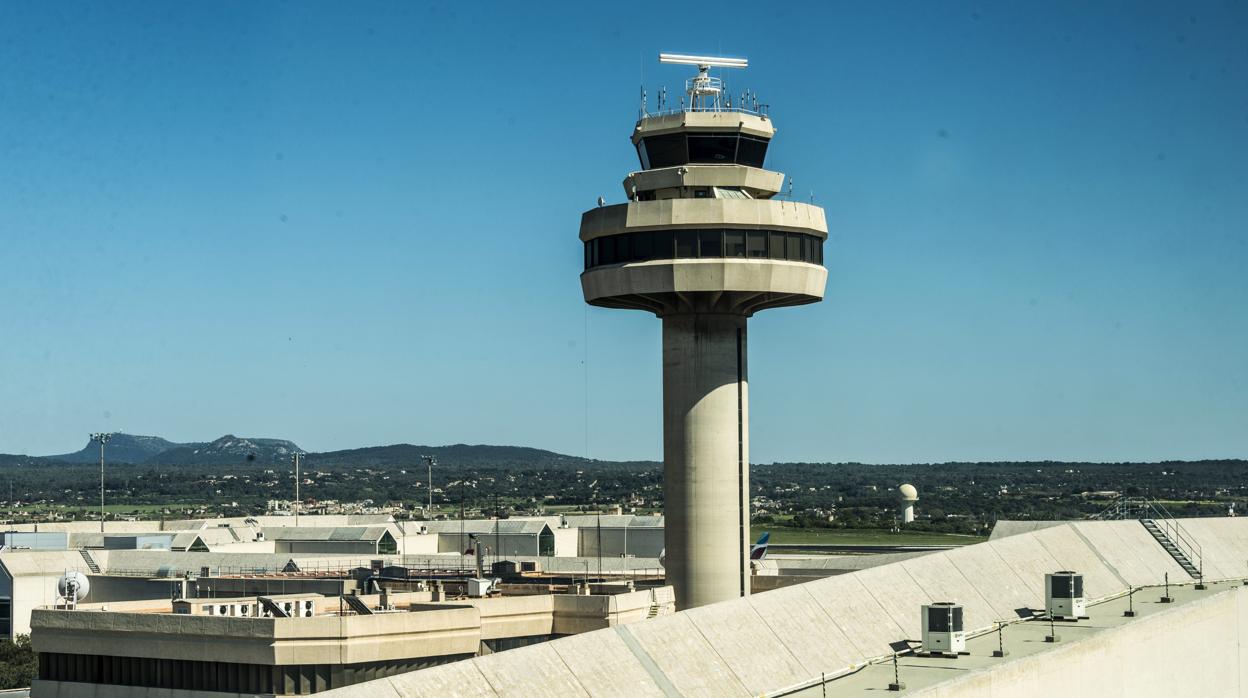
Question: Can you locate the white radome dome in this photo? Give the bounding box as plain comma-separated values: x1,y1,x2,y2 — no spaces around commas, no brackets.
58,571,90,600
898,483,919,501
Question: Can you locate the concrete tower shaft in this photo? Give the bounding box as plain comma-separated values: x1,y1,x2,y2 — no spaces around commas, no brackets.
579,56,827,609
662,313,750,606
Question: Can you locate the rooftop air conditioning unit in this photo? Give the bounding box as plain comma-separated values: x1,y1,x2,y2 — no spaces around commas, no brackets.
921,602,966,656
467,578,493,598
1046,571,1086,620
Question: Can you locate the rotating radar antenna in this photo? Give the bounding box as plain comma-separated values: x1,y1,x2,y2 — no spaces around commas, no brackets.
659,53,748,111
57,570,91,609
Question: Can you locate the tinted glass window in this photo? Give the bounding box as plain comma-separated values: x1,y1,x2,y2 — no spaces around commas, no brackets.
597,238,614,265
615,234,631,262
584,230,823,269
635,141,650,170
688,134,738,163
675,230,697,258
638,134,687,169
736,136,769,167
746,231,767,258
699,229,722,257
633,231,653,260
652,231,674,258
768,231,785,259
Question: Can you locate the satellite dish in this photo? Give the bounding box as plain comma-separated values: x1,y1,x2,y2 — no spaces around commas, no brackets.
58,571,90,607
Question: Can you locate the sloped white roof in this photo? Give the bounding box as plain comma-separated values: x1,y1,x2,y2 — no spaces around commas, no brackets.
266,526,393,543
420,520,550,536
318,517,1248,697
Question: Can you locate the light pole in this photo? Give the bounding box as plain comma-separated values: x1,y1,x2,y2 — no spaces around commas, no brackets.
291,453,301,526
90,433,112,533
421,455,436,516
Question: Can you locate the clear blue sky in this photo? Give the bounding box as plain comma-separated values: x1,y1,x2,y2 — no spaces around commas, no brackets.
1,1,1245,463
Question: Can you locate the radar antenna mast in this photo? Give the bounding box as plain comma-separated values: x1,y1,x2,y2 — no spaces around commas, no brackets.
659,53,748,112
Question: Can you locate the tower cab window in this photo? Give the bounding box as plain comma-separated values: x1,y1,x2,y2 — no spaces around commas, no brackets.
636,132,770,170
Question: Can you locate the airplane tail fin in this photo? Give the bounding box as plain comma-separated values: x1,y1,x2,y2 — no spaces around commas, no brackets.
750,532,770,560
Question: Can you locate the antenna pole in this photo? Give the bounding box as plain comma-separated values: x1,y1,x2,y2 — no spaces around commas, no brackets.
90,433,112,533
292,453,300,526
421,455,437,516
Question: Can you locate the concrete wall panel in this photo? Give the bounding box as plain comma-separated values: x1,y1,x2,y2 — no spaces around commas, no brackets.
1178,517,1242,580
330,659,498,698
685,596,809,694
899,553,998,633
473,642,590,698
747,583,862,679
846,560,930,639
801,573,907,659
1072,521,1185,587
621,611,751,696
548,628,666,698
985,533,1065,602
944,542,1036,622
1030,525,1125,599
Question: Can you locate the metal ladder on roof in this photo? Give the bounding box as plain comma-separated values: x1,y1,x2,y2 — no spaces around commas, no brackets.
1141,518,1201,579
1095,496,1203,580
342,594,374,616
79,549,100,574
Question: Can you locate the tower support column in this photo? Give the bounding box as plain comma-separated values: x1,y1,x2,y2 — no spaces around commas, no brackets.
662,312,750,609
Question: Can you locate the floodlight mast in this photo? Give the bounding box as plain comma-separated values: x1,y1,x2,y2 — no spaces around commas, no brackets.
90,432,113,533
659,53,748,111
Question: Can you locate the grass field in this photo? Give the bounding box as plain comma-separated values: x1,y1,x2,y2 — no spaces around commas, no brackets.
751,526,985,547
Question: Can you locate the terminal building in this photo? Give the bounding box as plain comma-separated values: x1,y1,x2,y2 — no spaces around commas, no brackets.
32,579,673,695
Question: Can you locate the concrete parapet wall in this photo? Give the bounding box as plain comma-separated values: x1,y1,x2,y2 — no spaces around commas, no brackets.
579,199,827,240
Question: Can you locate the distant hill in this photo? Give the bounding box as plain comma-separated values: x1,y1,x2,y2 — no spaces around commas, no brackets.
0,453,55,468
307,443,600,470
28,433,648,470
45,434,192,464
152,434,304,465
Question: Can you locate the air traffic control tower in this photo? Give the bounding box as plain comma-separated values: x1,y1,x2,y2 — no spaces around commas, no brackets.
579,54,827,609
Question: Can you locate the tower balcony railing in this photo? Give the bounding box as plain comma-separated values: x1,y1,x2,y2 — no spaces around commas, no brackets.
640,78,770,119
642,102,770,118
